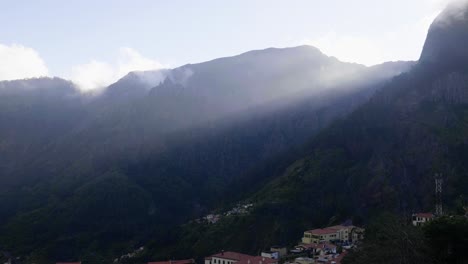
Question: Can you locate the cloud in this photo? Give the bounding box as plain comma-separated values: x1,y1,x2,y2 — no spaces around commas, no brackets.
433,0,468,26
70,47,166,92
304,33,387,66
304,13,438,66
0,44,49,80
302,1,446,66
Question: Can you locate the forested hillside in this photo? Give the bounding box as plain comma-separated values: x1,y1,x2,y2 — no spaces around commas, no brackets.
144,2,468,261
0,46,411,262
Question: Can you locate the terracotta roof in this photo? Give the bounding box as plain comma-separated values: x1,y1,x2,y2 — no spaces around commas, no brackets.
297,243,319,249
305,228,337,235
236,256,277,264
206,251,256,261
327,225,354,230
413,213,434,218
148,259,194,264
206,252,277,264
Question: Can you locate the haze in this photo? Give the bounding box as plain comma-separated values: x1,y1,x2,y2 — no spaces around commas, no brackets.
0,0,452,91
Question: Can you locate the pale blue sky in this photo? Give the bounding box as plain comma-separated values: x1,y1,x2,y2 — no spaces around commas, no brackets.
0,0,449,90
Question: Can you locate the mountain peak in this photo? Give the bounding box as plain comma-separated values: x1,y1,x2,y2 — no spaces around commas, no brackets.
118,69,169,88
420,0,468,64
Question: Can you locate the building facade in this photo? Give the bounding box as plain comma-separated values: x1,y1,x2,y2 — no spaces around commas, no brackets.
412,213,434,226
302,225,364,244
205,252,277,264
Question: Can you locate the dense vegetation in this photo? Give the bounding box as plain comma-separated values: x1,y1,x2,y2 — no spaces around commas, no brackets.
0,47,410,262
0,2,467,263
136,4,468,262
144,61,468,263
343,214,468,264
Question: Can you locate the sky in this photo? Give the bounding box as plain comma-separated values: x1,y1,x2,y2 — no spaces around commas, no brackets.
0,0,452,91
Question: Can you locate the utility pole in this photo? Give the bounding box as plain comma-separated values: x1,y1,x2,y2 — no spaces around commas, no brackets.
435,173,443,216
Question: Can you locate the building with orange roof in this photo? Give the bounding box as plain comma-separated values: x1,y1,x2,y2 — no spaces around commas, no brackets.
205,251,277,264
302,227,340,244
412,213,434,226
148,259,195,264
302,224,364,244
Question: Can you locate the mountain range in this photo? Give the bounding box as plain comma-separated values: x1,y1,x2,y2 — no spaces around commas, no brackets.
0,2,467,263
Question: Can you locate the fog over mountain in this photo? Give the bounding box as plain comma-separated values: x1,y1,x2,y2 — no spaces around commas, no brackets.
6,1,468,264
160,2,468,261
0,42,414,262
421,0,468,64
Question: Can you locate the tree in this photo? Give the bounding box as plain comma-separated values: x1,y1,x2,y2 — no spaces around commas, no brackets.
343,213,430,264
423,216,468,264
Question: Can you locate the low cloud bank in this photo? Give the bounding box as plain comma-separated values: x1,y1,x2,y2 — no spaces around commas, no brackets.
0,44,49,80
70,47,166,92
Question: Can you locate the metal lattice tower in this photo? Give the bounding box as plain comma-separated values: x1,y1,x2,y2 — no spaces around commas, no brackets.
435,174,443,216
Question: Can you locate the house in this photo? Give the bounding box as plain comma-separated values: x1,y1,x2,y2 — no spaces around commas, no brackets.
206,214,221,224
261,251,279,259
294,244,320,254
316,243,337,255
349,226,365,242
328,225,365,243
236,256,278,264
302,225,365,244
327,226,350,242
270,246,288,257
302,228,338,244
412,213,434,226
205,251,277,264
148,259,195,264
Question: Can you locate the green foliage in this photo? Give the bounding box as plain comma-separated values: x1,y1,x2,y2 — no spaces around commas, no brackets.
343,215,468,264
423,216,468,264
343,213,430,264
0,11,467,262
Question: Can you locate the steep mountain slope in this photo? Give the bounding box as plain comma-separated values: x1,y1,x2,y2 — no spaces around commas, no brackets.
161,2,468,259
420,0,468,65
0,78,84,186
0,47,412,262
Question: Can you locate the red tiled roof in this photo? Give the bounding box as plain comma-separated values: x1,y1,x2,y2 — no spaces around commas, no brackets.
148,259,194,264
305,228,337,235
206,252,256,261
297,243,319,249
413,213,434,218
206,252,277,264
327,225,354,230
236,256,277,264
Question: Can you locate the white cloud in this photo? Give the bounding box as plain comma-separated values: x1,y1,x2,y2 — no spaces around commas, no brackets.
304,33,387,66
70,47,166,92
303,2,446,66
0,44,49,80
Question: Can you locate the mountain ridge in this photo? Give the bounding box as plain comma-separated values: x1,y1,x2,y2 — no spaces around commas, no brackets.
0,31,419,264
144,2,468,260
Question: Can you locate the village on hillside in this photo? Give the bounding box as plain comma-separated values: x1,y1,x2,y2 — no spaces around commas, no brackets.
170,222,362,264
140,210,450,264
5,208,464,264
152,222,362,264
